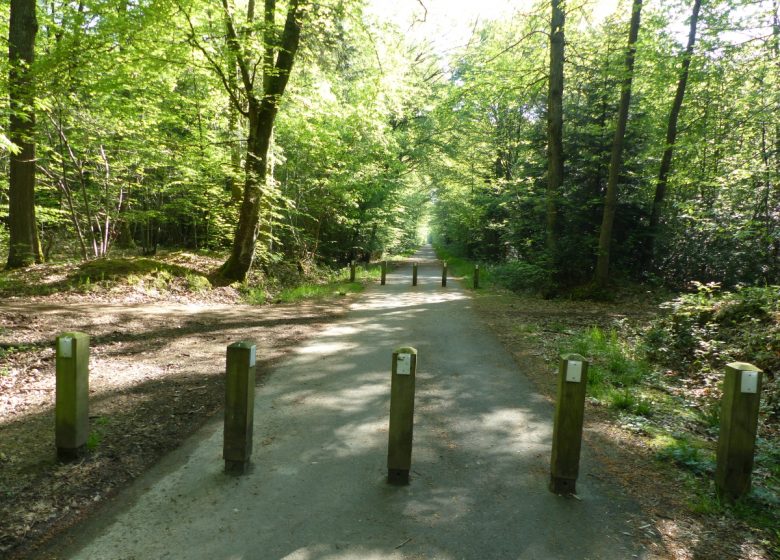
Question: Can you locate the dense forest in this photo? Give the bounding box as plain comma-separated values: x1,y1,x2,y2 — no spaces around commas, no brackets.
1,2,779,557
1,0,777,292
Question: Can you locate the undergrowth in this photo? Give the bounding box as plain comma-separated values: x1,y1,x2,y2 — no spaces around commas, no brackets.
434,245,492,289
0,252,386,305
554,283,780,549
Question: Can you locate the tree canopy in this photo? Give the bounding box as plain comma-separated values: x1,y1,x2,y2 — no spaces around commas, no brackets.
1,0,777,290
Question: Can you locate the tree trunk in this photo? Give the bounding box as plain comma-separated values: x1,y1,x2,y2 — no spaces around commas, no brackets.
546,0,565,260
594,0,643,290
6,0,43,268
645,0,701,268
771,0,780,279
217,0,303,282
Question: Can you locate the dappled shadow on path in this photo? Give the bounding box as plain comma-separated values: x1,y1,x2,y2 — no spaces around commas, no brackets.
0,298,343,559
55,249,648,560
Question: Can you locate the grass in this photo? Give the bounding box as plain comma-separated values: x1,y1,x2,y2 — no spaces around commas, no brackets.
562,327,651,408
652,434,715,476
276,281,364,303
257,261,382,304
558,322,780,545
433,244,492,289
0,255,213,297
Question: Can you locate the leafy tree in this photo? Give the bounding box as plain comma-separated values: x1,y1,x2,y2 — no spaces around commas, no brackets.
646,0,702,268
594,0,643,290
180,0,306,282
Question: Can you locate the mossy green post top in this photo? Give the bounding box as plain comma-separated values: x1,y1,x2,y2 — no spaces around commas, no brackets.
229,341,257,365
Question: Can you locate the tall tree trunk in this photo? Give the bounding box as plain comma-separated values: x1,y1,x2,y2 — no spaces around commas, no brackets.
593,0,643,290
217,0,303,282
6,0,43,268
546,0,565,260
645,0,702,268
771,0,780,279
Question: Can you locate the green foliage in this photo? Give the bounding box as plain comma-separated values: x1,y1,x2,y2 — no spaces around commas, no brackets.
241,286,267,306
568,327,649,388
424,1,780,292
654,436,715,477
276,282,364,303
185,273,212,293
561,326,652,410
491,260,553,294
86,416,110,451
434,244,493,289
643,284,780,378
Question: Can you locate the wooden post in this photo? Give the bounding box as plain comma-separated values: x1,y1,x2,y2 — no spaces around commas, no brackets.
224,341,256,475
473,265,480,289
381,261,387,285
715,362,763,502
550,353,589,494
412,263,418,286
442,262,447,287
387,346,417,485
55,332,90,461
349,261,356,283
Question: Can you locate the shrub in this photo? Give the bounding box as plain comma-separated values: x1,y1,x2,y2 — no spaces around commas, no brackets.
491,260,552,294
644,284,779,376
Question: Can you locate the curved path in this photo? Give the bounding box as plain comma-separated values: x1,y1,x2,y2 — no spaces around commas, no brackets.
50,246,649,559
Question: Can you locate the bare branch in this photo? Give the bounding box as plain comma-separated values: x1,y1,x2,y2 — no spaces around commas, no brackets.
416,0,427,23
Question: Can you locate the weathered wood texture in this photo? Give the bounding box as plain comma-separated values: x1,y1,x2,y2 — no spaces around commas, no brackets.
550,353,589,494
387,347,417,485
224,341,257,475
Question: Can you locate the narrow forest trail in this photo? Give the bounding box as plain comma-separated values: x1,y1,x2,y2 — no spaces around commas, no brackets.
41,246,655,559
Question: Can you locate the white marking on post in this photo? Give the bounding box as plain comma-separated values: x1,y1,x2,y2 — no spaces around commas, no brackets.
249,345,257,367
59,337,74,358
740,371,758,394
396,353,412,375
566,360,582,383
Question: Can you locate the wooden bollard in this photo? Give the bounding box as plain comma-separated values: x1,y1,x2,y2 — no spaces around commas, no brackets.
55,332,90,461
381,261,387,285
387,347,417,485
224,341,256,475
473,265,480,289
550,353,589,494
442,262,447,287
412,263,418,286
715,362,763,501
349,261,356,283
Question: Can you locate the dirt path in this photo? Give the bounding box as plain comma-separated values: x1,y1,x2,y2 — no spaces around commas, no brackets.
0,297,347,558
37,246,656,560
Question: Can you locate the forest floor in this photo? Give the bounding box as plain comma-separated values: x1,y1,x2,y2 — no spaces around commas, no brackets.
473,291,776,560
0,253,776,559
0,254,355,559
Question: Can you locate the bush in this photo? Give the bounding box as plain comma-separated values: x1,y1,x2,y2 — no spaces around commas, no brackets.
644,284,779,376
491,260,552,294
